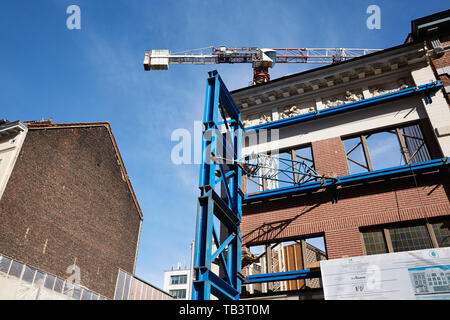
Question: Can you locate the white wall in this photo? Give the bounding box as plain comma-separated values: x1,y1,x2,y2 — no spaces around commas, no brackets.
0,125,28,200
243,95,428,155
411,64,450,157
163,269,191,299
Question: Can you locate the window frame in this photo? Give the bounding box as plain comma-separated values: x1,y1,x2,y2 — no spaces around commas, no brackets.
244,143,315,193
343,122,432,175
361,217,449,255
170,274,187,285
169,289,186,299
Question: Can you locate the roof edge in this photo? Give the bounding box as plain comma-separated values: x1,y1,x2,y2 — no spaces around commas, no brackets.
230,41,422,95
25,121,144,220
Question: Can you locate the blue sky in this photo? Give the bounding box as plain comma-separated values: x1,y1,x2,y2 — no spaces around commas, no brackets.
1,1,448,289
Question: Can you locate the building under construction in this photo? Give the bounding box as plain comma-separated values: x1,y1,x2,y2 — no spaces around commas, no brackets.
1,9,449,301
229,10,450,300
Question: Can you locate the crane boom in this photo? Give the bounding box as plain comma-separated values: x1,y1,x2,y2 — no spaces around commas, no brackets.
143,46,382,84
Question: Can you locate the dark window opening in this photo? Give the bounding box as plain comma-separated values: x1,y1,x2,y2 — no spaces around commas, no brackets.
242,236,326,298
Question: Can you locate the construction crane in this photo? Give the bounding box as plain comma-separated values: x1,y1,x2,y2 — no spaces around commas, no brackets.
143,46,382,84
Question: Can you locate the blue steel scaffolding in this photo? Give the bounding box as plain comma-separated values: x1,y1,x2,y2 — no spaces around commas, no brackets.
192,70,243,300
192,71,447,300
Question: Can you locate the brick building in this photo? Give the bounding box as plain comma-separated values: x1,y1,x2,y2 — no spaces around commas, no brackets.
232,10,450,299
0,120,149,299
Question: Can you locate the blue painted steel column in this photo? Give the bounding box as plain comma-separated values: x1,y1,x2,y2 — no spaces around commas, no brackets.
192,71,242,300
233,112,243,296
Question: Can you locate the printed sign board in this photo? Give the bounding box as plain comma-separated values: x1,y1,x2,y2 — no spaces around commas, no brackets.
320,247,450,300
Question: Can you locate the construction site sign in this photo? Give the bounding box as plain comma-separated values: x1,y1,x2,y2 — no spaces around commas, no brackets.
320,247,450,300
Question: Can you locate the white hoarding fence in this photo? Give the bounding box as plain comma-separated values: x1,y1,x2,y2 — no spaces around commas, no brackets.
320,247,450,300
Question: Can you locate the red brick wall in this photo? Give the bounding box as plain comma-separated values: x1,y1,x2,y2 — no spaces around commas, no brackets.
0,126,142,299
312,137,349,177
242,171,450,260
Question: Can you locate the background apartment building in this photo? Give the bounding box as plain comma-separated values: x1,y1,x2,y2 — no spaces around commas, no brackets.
163,265,192,299
0,119,171,300
232,10,450,299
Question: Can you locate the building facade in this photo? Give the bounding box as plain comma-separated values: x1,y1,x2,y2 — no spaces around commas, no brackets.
0,120,155,299
231,10,450,299
163,267,192,299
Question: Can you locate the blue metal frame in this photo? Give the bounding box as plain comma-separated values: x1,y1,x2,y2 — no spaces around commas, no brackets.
246,81,442,131
192,70,243,300
193,72,447,298
245,269,321,284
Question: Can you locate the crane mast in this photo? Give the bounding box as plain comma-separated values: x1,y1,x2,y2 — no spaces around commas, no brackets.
143,46,381,84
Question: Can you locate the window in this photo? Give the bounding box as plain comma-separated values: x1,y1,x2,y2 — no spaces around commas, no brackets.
0,254,107,300
54,278,64,293
22,266,36,283
362,230,388,255
44,274,56,290
72,286,82,300
171,274,187,285
81,290,92,300
8,261,23,278
244,144,315,193
169,289,186,299
344,123,432,175
389,224,432,252
244,236,327,296
432,221,450,247
0,256,11,274
63,281,74,297
362,218,450,255
34,270,46,286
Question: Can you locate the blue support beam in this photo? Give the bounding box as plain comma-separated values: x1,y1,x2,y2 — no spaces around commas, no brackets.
245,81,442,131
245,269,321,284
193,71,243,300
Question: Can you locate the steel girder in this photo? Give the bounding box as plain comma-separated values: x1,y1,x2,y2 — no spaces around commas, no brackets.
246,81,443,131
192,70,243,300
